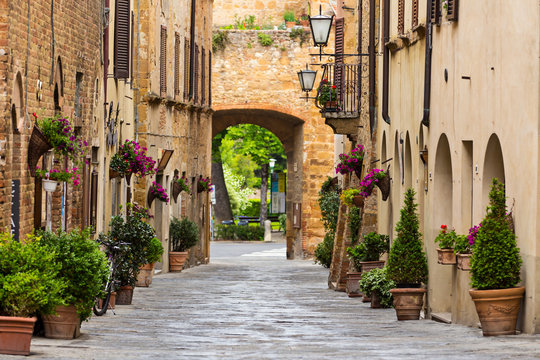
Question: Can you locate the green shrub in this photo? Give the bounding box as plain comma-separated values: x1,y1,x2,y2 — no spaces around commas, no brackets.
386,189,428,285
212,31,229,52
283,10,295,22
314,232,334,268
170,217,199,252
359,268,395,308
318,188,340,235
145,237,164,264
471,179,522,290
279,213,287,235
215,225,264,241
0,232,64,317
454,234,472,255
347,232,389,271
348,206,362,245
289,28,309,46
243,199,261,217
39,228,109,321
257,33,273,46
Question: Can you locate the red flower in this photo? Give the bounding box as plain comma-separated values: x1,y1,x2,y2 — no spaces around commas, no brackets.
441,225,447,229
332,85,336,89
322,78,328,84
32,112,37,119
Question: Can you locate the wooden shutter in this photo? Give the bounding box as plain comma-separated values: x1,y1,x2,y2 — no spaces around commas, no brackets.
184,39,190,100
209,51,212,107
334,17,344,99
160,26,167,96
431,0,441,25
412,0,418,28
201,47,206,106
174,32,180,97
398,0,404,35
114,0,130,79
447,0,459,21
194,43,199,104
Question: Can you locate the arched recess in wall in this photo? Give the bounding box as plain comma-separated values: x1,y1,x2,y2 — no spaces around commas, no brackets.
404,132,412,189
434,134,453,226
381,131,388,163
12,72,24,133
482,134,505,208
54,57,64,114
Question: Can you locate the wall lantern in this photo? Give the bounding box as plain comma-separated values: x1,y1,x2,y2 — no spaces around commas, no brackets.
297,64,317,92
309,5,334,60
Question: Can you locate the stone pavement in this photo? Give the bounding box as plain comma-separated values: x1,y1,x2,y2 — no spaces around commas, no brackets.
12,243,540,360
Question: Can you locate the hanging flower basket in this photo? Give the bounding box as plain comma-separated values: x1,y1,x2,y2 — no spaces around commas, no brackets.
28,126,52,177
336,144,365,180
375,171,391,201
42,179,59,192
197,177,212,193
352,195,364,208
147,188,155,208
148,181,169,207
172,175,191,203
172,181,182,202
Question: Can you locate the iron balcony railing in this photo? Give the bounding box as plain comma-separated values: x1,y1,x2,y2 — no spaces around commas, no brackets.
315,63,361,117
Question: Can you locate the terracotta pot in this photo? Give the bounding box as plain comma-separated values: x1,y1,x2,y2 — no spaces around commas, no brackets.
360,260,385,273
116,285,134,305
0,316,36,356
43,305,80,339
390,287,426,320
457,253,472,271
169,251,188,272
469,287,525,336
324,100,338,110
98,292,117,309
286,21,296,28
136,263,155,287
300,19,309,27
371,292,382,308
437,248,457,265
346,272,363,298
352,195,364,208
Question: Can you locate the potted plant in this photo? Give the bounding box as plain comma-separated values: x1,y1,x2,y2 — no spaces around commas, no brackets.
347,232,389,300
283,10,296,28
38,228,109,339
172,173,191,202
335,143,365,179
0,232,64,355
469,179,523,336
147,181,170,207
434,225,457,265
340,188,362,208
197,176,212,193
317,79,338,110
106,203,156,304
359,268,396,308
455,225,478,271
341,206,361,297
299,14,309,27
169,217,199,272
110,139,157,184
136,237,164,287
35,166,80,192
387,188,429,320
360,168,390,201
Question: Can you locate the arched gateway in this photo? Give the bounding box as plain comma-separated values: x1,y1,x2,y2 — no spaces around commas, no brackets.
212,30,336,259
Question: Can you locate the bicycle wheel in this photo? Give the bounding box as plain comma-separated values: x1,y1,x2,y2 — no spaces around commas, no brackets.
93,282,112,316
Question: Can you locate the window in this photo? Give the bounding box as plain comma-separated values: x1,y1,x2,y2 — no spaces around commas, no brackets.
194,43,199,104
201,47,206,105
184,39,190,100
74,72,83,118
431,0,441,25
160,26,167,96
447,0,459,21
398,0,404,35
114,0,130,79
174,32,180,97
412,0,418,28
208,51,212,107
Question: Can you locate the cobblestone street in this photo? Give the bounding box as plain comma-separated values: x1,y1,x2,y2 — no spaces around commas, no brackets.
17,243,540,360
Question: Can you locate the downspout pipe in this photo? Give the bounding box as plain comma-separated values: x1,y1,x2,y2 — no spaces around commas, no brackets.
368,0,375,134
421,0,433,127
381,0,390,124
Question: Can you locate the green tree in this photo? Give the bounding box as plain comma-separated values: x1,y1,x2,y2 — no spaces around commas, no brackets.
212,130,234,223
386,188,428,285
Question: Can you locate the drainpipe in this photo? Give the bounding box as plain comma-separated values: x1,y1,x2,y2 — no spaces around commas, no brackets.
421,0,433,127
368,0,375,134
103,0,109,122
382,0,390,124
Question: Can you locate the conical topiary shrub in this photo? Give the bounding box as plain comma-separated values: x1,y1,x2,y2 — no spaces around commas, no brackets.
470,179,521,290
387,188,428,286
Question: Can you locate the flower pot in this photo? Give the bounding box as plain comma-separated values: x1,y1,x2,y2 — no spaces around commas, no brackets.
390,287,426,320
136,263,155,287
371,292,382,308
147,188,155,207
172,181,182,203
375,171,391,201
98,292,117,309
286,21,296,28
469,287,525,336
324,100,338,111
28,125,52,177
300,19,309,27
43,305,81,339
360,260,385,273
116,285,134,305
437,248,457,265
346,272,363,298
352,195,364,208
197,183,204,193
456,253,472,271
0,316,36,356
42,179,59,192
169,251,188,272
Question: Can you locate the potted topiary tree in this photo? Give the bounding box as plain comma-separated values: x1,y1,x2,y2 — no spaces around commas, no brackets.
359,267,395,308
469,179,523,336
387,188,429,320
169,217,199,272
136,237,164,287
434,225,457,265
38,228,109,339
0,232,64,355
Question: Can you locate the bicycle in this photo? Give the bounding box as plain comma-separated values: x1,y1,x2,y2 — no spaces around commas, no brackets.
93,238,131,316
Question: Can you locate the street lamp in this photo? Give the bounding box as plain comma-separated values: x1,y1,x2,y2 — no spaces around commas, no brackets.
309,5,334,60
297,64,317,100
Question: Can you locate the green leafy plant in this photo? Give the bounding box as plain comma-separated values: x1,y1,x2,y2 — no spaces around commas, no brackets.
212,31,229,52
347,232,390,271
257,33,273,46
359,169,387,197
279,213,287,236
0,232,64,317
174,174,191,194
315,181,340,268
170,217,199,252
348,206,361,245
283,10,296,22
340,188,361,207
471,179,522,290
39,228,109,321
145,237,164,264
317,80,337,106
434,225,457,249
289,27,309,46
359,268,395,308
386,189,428,285
314,232,334,268
110,139,157,178
35,166,78,183
454,234,471,255
215,225,264,241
